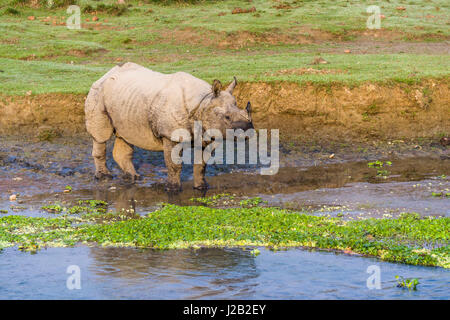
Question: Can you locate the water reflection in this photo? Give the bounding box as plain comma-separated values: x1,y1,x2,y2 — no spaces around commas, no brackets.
1,247,448,299
88,247,259,299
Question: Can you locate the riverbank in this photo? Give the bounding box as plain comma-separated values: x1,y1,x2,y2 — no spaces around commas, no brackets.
1,79,448,144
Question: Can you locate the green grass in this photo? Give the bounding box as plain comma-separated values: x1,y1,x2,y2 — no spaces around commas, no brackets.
1,204,449,268
0,0,448,94
1,53,449,94
3,0,448,34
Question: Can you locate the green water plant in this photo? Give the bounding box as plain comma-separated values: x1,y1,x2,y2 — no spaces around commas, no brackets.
0,204,448,268
396,276,419,291
368,160,392,177
239,197,267,208
41,199,108,216
368,160,392,168
431,192,450,198
190,193,236,206
41,203,65,213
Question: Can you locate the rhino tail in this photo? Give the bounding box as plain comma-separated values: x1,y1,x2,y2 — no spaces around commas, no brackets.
85,78,113,143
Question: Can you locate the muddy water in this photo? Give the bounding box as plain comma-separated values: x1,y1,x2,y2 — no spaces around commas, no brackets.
0,136,449,299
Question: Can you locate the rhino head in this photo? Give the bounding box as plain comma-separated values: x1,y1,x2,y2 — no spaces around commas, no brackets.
194,77,254,136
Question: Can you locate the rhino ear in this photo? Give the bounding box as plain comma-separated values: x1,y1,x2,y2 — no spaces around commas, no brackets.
212,79,222,97
226,76,237,94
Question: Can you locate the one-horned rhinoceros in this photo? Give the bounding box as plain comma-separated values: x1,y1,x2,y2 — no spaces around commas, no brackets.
85,62,253,191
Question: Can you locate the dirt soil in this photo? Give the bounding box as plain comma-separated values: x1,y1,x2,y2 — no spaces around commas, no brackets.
1,80,448,144
235,79,450,143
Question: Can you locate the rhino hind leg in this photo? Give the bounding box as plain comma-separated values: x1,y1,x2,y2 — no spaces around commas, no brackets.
92,140,112,180
85,84,115,179
113,136,140,182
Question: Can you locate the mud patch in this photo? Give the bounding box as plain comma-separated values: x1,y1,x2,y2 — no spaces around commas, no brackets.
143,26,336,49
232,7,256,15
1,130,448,219
141,27,449,50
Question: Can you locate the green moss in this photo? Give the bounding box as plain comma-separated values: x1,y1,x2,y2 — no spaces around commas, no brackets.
0,204,448,268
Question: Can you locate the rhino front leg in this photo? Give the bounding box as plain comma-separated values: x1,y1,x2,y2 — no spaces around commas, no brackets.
193,153,209,190
92,140,112,179
163,137,182,192
113,136,140,182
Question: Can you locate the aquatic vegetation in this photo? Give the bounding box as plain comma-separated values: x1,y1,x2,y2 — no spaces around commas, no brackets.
377,169,389,177
431,192,450,198
41,200,108,215
190,193,236,206
368,160,392,177
399,212,421,220
41,203,65,214
0,204,448,268
239,197,267,208
0,210,8,214
190,194,267,208
368,160,392,168
78,200,108,208
396,276,419,291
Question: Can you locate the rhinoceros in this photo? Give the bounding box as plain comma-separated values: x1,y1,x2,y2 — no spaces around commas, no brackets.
85,62,253,191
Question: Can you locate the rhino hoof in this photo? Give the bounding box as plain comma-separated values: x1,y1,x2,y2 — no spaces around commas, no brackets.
193,183,209,191
95,172,113,180
165,183,182,193
123,173,141,183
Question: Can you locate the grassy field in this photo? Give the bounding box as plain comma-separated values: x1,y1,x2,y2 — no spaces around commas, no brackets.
0,0,449,94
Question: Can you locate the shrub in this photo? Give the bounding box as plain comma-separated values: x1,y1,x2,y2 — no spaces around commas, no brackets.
3,7,21,15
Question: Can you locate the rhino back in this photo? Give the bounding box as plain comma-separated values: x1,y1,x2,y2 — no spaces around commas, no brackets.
101,64,210,150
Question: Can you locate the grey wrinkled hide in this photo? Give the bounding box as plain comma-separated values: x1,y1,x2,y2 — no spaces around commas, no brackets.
85,62,253,190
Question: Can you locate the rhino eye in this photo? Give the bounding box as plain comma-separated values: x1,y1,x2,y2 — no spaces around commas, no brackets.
225,115,231,121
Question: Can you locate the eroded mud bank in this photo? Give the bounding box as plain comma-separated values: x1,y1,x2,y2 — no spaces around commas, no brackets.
0,80,448,143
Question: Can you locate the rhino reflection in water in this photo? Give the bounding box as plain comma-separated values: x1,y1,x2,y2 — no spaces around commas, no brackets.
85,62,253,191
88,246,259,299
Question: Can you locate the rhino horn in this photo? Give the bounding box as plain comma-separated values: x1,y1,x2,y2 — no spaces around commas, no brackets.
226,76,237,93
246,101,252,117
212,79,222,97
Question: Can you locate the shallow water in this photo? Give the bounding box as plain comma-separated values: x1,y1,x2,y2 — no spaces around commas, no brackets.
1,247,449,300
0,137,449,299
